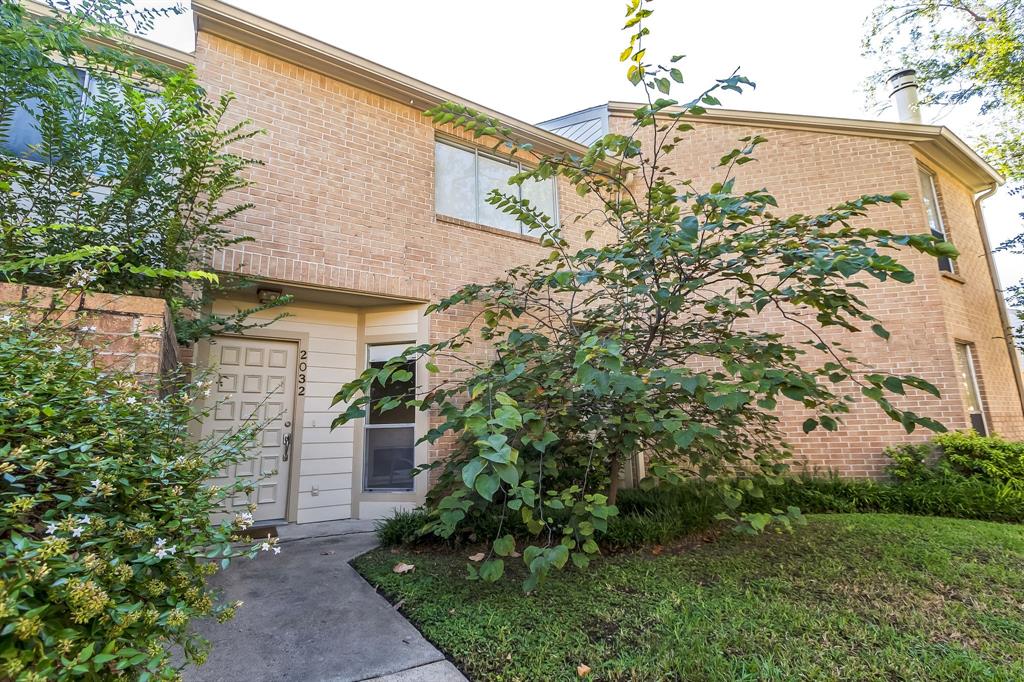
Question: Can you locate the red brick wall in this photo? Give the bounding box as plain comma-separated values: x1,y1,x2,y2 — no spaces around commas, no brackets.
0,283,178,378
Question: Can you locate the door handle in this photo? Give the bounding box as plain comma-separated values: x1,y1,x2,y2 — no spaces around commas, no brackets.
282,432,292,462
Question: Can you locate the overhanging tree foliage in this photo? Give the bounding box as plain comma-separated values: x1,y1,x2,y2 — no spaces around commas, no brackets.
334,0,953,590
0,0,285,344
863,0,1024,340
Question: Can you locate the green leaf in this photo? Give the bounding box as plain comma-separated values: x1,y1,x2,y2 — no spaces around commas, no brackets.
571,552,590,569
461,458,486,489
871,324,890,340
493,534,516,557
474,473,500,501
494,462,520,486
479,558,504,582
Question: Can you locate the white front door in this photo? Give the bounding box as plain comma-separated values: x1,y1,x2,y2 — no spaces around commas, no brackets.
203,337,298,522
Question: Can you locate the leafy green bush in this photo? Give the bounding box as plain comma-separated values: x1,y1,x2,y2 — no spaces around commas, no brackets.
742,474,1024,523
934,431,1024,488
886,431,1024,497
884,442,942,482
375,509,430,547
0,304,277,680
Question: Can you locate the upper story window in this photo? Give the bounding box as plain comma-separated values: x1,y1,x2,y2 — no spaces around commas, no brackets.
434,139,557,237
2,67,90,162
918,165,955,273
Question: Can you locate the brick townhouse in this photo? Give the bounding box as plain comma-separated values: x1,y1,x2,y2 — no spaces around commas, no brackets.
10,0,1024,524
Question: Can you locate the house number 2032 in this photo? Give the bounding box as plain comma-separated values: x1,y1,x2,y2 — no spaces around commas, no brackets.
297,349,307,396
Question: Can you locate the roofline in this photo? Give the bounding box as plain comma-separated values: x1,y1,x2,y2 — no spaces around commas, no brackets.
21,0,194,70
190,0,591,160
608,102,1003,192
537,103,609,129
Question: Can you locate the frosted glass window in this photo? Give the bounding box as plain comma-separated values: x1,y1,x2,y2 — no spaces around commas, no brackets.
434,139,557,236
478,154,520,232
521,175,557,236
435,141,475,222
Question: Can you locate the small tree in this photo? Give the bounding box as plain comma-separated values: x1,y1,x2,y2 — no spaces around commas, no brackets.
334,0,953,589
0,0,285,344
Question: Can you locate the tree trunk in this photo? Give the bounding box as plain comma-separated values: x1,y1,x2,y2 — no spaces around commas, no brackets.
607,454,621,505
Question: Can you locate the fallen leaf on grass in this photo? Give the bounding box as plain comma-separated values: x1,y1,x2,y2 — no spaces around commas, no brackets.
651,545,663,555
577,664,591,677
468,552,486,562
392,562,415,574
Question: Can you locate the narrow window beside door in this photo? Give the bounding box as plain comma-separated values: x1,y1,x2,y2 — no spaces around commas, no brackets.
954,342,988,435
363,344,416,492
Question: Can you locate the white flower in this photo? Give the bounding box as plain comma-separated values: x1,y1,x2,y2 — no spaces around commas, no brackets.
71,525,84,538
234,512,254,530
272,545,281,555
45,522,59,535
79,515,90,525
153,540,176,560
1,314,11,323
90,479,101,492
79,325,97,333
53,345,63,353
124,396,137,405
68,267,96,289
260,542,271,552
203,389,211,397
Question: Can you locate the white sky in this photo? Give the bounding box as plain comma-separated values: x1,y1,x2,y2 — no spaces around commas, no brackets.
141,0,1023,289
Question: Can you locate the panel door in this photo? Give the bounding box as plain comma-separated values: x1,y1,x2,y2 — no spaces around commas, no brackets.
203,337,298,522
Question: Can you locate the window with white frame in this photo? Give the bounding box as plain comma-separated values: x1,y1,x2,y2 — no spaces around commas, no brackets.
434,139,557,237
954,341,988,435
918,166,955,273
363,344,416,492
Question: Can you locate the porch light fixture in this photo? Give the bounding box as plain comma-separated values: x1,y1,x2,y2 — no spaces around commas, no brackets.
256,287,284,304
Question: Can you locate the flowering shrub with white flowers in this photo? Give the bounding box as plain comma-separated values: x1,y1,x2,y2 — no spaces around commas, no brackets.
0,304,279,680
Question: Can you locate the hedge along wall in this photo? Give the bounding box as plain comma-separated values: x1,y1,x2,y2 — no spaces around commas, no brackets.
0,283,179,379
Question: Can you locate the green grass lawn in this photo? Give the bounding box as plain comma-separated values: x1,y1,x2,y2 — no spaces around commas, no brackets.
354,514,1024,681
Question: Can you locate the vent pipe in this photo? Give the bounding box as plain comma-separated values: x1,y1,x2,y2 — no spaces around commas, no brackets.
888,69,922,124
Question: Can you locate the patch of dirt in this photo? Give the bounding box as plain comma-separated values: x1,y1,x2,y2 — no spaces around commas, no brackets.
583,617,621,645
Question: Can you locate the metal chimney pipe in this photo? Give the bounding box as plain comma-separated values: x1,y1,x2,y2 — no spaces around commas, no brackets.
888,69,922,124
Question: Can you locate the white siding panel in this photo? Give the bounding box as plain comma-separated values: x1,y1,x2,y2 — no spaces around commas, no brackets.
359,500,415,520
301,457,352,475
297,504,352,524
301,442,354,460
365,308,419,338
299,488,353,509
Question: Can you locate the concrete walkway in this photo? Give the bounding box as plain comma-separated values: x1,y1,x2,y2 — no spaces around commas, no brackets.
183,521,466,682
